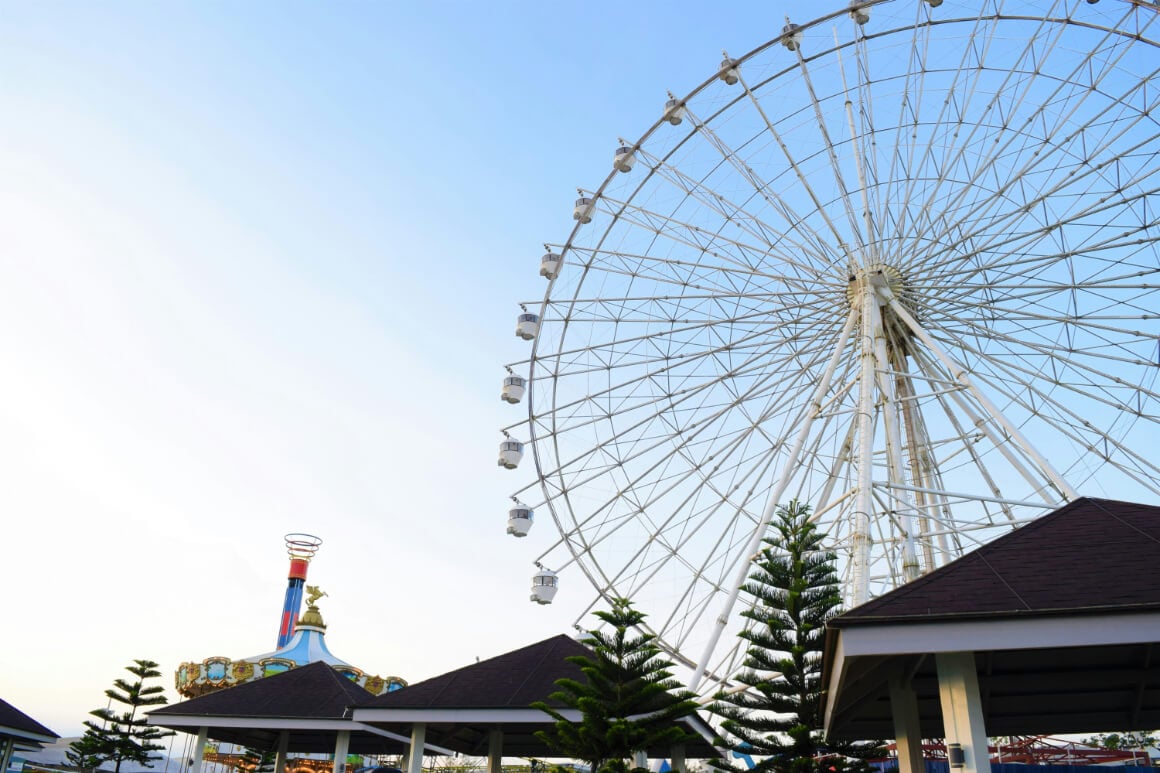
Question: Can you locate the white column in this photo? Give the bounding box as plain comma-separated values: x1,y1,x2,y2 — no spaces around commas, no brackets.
274,731,290,773
890,677,924,773
190,728,209,773
669,744,686,773
1,738,15,773
633,751,647,769
487,729,503,773
408,723,427,773
332,730,351,773
936,652,990,773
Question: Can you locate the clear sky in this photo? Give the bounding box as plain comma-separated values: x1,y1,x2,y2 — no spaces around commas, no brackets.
0,0,797,737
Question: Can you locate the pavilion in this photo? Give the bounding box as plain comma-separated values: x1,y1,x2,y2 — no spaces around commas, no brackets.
0,698,59,773
151,634,717,773
822,497,1160,773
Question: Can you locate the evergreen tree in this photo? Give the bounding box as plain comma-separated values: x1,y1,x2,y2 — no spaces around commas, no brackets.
711,501,874,773
66,730,109,773
70,659,175,773
533,598,701,773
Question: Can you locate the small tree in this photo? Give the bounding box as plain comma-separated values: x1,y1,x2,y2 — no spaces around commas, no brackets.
533,598,701,773
70,659,175,773
66,731,109,773
711,501,875,773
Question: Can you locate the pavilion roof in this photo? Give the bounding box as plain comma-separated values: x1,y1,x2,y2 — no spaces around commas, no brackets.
358,634,588,710
832,496,1160,626
0,697,58,745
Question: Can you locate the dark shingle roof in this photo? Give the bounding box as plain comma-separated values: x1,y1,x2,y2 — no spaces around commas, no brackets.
0,697,58,740
359,634,589,709
833,497,1160,625
151,661,372,718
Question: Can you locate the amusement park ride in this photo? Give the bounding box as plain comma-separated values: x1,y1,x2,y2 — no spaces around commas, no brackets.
175,534,406,699
498,0,1160,703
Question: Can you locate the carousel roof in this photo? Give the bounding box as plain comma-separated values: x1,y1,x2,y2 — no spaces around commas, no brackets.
176,594,405,698
245,612,354,670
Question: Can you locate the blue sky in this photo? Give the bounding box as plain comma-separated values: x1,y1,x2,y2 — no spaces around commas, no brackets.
0,0,800,736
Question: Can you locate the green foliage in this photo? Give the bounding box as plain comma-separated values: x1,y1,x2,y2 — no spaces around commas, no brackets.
1082,731,1158,751
69,659,175,773
66,731,109,772
533,598,701,773
711,501,879,773
241,746,277,773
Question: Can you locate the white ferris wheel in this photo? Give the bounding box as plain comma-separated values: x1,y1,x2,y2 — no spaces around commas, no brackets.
499,0,1160,695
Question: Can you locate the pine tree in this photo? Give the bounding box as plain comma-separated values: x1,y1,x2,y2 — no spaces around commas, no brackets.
711,501,873,773
70,659,175,773
533,598,701,773
66,731,109,773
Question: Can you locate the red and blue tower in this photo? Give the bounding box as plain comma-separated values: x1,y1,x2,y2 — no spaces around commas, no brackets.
277,533,322,648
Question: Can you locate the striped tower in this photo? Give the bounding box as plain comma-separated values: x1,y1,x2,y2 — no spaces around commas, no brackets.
277,533,322,648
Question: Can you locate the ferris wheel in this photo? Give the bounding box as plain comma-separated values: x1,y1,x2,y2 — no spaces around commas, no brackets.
499,0,1160,695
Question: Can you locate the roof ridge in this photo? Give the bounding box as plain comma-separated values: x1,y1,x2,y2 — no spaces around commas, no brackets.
504,634,585,706
973,550,1030,610
1091,498,1160,546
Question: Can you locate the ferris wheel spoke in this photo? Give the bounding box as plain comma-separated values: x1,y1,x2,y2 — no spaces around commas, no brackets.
923,321,1160,490
887,7,1016,259
519,306,838,397
927,153,1160,289
903,7,1114,260
732,67,858,261
530,336,837,517
676,102,842,265
548,245,831,301
919,73,1160,273
636,148,834,275
786,44,868,256
591,190,840,289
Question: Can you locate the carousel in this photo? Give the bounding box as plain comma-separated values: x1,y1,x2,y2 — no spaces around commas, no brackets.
176,534,405,699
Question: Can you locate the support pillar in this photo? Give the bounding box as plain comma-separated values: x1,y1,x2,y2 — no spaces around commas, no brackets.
190,727,209,773
408,723,427,773
889,677,924,773
669,744,686,773
332,730,351,773
487,730,503,773
633,751,647,769
274,731,290,773
1,738,15,773
936,652,990,773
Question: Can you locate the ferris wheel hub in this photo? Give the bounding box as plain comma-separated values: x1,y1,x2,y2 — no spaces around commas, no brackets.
846,263,906,306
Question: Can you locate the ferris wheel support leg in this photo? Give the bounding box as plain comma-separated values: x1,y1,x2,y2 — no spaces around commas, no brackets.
852,281,882,606
871,315,920,584
687,308,860,693
886,296,1079,501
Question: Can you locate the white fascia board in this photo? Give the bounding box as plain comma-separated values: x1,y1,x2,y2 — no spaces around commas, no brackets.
352,708,582,724
0,726,57,744
838,611,1160,658
822,634,850,734
146,716,355,731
